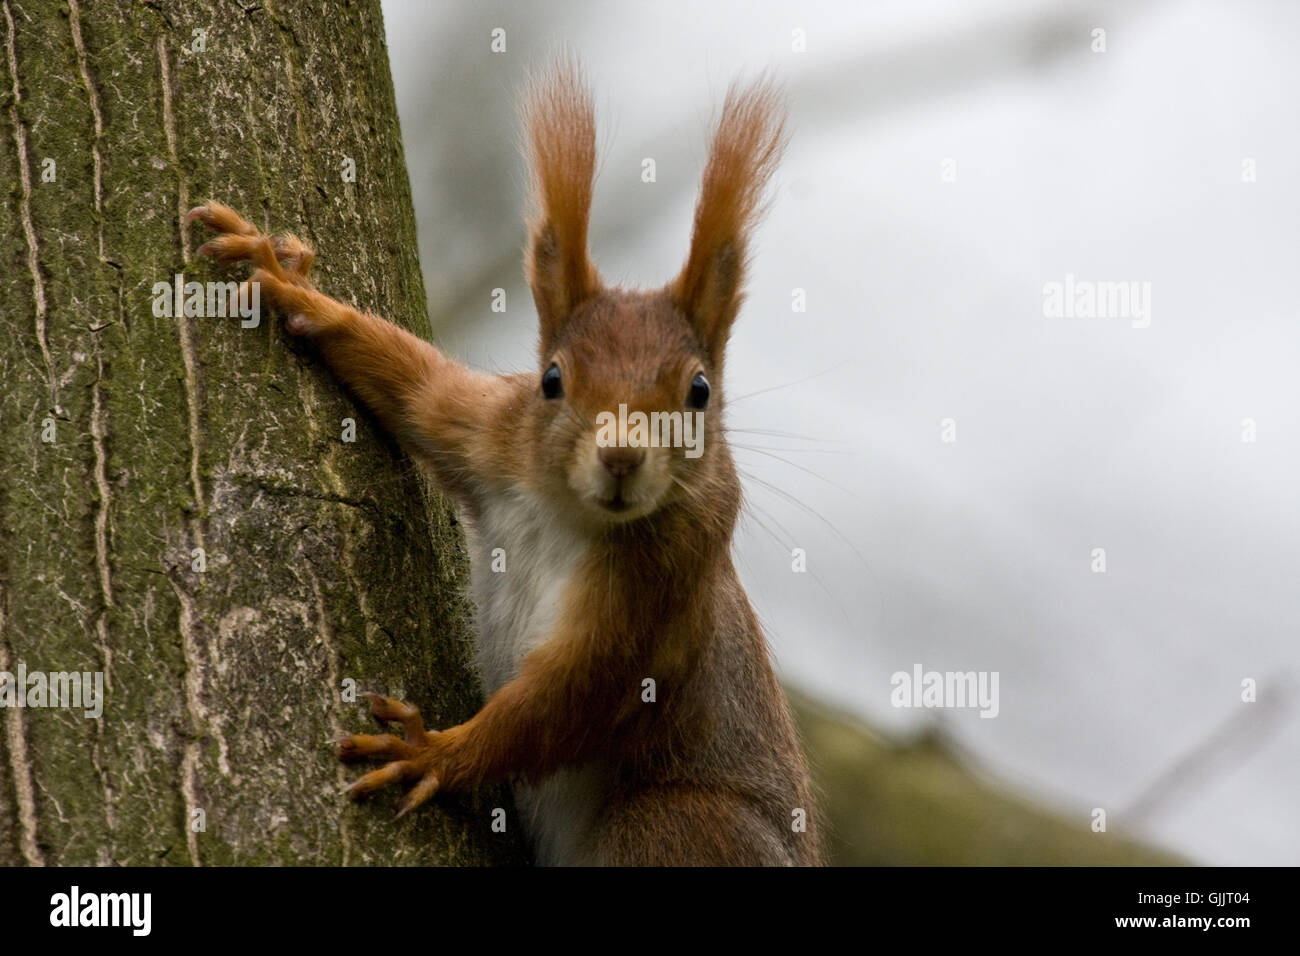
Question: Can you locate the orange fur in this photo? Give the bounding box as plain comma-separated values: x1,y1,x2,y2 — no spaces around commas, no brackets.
191,63,820,866
669,77,788,366
522,58,601,357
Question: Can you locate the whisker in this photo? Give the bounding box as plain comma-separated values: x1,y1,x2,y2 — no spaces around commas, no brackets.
724,425,845,444
737,497,854,630
731,444,858,496
728,442,850,456
737,468,872,575
727,359,850,404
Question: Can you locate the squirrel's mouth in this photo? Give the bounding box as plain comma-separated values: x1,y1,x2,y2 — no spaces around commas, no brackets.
585,468,666,520
598,493,630,513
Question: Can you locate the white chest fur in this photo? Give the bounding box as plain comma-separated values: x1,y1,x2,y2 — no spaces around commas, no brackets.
461,490,604,864
463,490,585,694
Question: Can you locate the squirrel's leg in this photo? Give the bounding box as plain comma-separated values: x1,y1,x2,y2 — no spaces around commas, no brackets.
339,613,630,816
188,202,515,474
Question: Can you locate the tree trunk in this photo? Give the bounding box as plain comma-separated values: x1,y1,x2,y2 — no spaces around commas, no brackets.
0,0,525,866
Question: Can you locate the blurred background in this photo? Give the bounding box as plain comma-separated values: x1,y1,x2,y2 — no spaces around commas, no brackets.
378,0,1298,865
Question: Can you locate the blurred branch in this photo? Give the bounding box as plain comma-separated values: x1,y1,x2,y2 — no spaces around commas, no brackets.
1120,674,1290,827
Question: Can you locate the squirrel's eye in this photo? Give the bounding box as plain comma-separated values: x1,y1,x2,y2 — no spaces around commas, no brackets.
541,363,563,400
686,372,710,410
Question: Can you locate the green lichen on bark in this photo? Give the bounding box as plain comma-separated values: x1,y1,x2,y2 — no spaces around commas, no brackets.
0,0,526,866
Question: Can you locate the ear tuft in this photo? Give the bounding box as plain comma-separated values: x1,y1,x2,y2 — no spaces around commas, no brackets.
521,57,601,356
670,76,787,362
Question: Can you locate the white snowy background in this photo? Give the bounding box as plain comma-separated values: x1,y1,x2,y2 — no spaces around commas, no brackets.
379,0,1299,865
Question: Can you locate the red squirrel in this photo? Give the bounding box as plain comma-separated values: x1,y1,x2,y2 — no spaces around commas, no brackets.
189,61,820,866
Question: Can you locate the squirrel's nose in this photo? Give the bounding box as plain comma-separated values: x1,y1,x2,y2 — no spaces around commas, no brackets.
598,445,645,478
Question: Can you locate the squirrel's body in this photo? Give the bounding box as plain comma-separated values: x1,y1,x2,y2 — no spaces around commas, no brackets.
191,61,821,865
463,447,812,864
465,481,598,864
452,366,813,864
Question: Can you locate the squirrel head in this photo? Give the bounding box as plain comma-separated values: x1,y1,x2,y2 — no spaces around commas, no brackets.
520,59,786,525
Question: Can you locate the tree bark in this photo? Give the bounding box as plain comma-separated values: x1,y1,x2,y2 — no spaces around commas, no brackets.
0,0,525,866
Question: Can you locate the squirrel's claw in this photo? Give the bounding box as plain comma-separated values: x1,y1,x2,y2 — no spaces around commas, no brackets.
344,760,414,800
188,201,317,283
363,692,427,743
340,694,445,815
396,775,441,818
337,732,414,762
186,201,258,235
196,232,269,265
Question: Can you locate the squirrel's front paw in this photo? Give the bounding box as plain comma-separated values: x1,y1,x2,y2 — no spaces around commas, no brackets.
187,201,335,335
338,693,449,817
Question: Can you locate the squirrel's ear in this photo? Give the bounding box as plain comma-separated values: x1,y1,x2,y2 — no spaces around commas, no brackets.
669,77,787,364
522,59,601,357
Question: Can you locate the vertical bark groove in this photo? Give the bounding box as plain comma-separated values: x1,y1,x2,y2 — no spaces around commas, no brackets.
3,0,55,413
0,0,525,867
0,609,43,865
